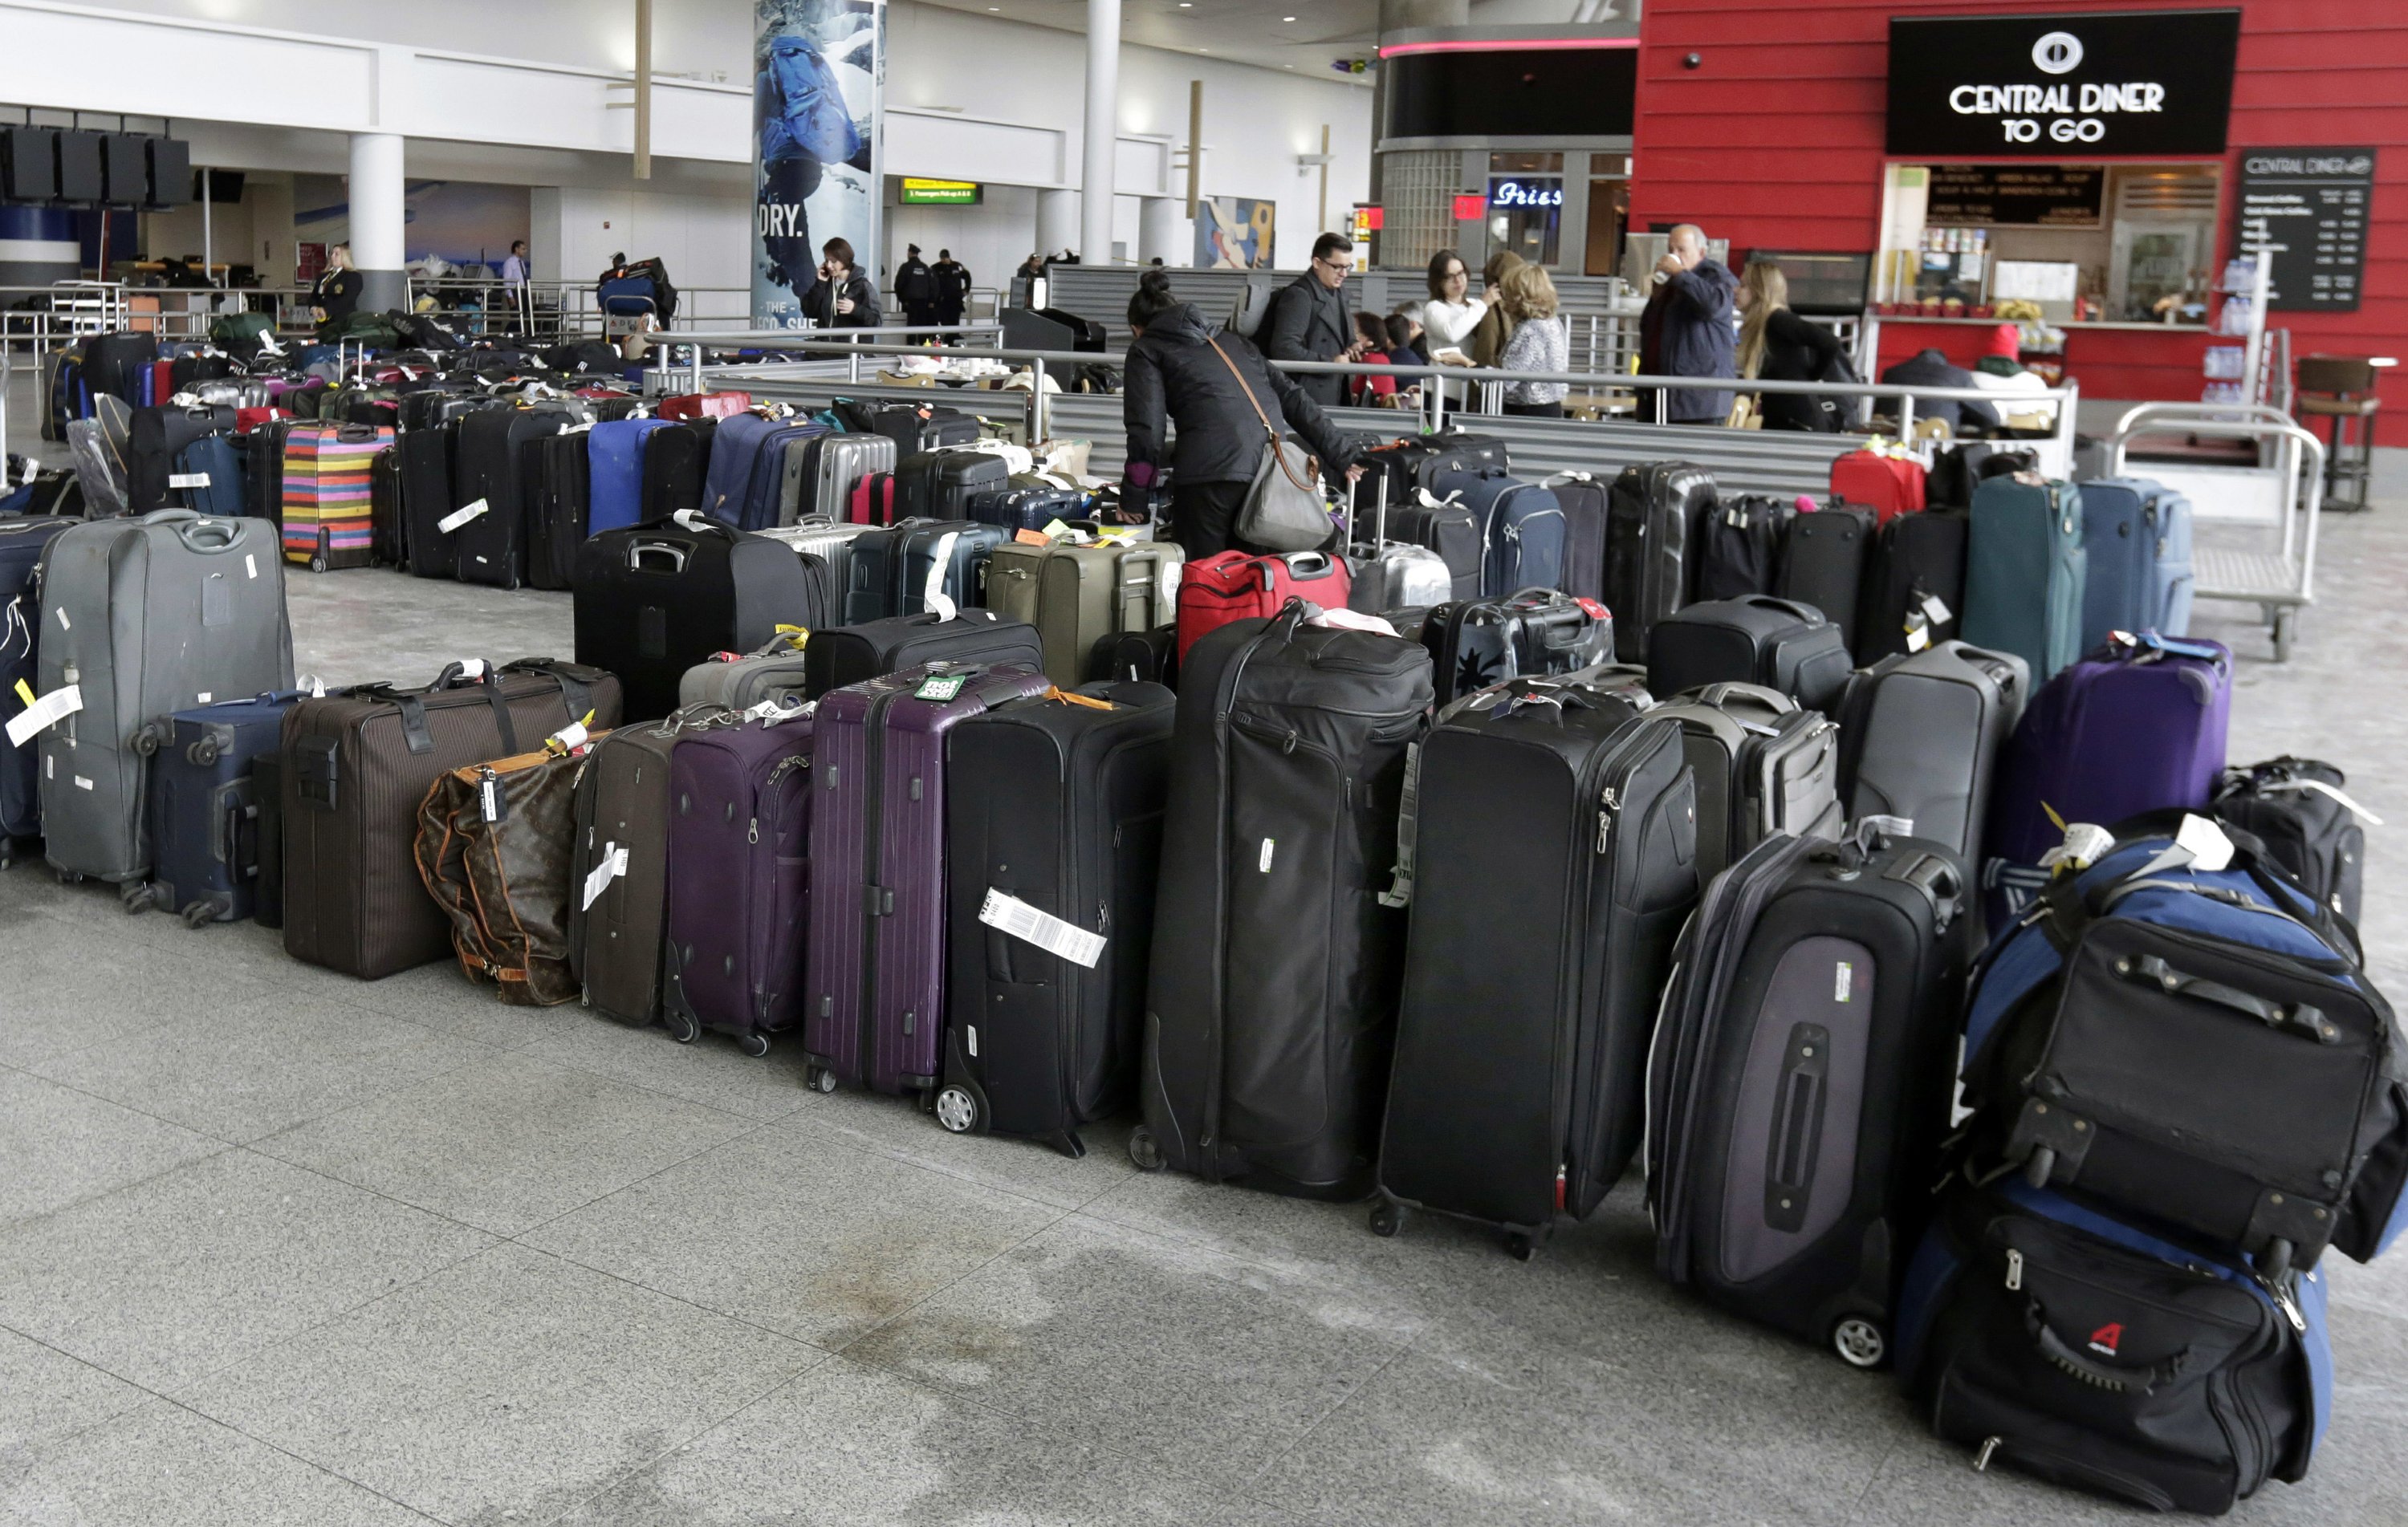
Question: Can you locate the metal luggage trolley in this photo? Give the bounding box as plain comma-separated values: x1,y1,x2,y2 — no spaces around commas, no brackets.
2105,401,2328,661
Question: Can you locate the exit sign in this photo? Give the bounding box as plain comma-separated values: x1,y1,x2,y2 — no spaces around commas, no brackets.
1452,193,1486,221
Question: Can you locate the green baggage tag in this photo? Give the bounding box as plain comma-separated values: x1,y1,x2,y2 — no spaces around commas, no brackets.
914,672,968,702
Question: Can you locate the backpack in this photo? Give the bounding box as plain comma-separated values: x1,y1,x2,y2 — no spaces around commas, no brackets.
759,35,862,164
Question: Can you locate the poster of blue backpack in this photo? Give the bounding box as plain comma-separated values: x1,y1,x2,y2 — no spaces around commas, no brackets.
754,0,882,325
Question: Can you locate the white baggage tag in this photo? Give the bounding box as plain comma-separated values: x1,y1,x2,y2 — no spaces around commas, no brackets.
5,682,79,749
1919,593,1953,627
581,843,628,910
923,530,961,620
167,472,211,489
978,888,1106,969
2173,813,2237,873
547,718,590,753
458,658,487,680
245,554,258,579
55,607,68,631
438,499,489,534
1904,611,1931,653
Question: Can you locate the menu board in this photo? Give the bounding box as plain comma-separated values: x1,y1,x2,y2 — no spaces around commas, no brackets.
2233,148,2376,313
1926,164,2104,227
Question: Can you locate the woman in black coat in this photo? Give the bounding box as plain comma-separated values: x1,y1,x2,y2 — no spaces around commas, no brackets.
799,237,881,329
1735,262,1857,433
1121,270,1363,558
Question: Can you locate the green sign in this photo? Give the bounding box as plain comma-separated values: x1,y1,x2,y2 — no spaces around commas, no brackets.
914,672,968,702
901,178,980,205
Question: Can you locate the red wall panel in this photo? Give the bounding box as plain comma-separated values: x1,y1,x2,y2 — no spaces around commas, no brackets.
1632,0,2408,440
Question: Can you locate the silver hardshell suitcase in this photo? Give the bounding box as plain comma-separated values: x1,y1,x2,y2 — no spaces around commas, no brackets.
1344,480,1453,614
761,518,877,602
36,510,294,887
783,433,897,526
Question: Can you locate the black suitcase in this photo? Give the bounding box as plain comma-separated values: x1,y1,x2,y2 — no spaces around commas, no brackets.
1418,588,1613,707
523,429,592,592
128,403,236,514
370,445,406,567
1085,625,1178,688
454,405,575,589
1645,595,1853,714
1648,826,1975,1364
1694,493,1794,602
572,513,821,721
1360,432,1510,506
1384,495,1483,603
245,418,291,526
1857,508,1967,663
398,427,462,579
802,609,1044,700
1376,675,1700,1256
896,449,1010,521
1646,681,1843,880
843,518,1003,623
1835,640,2026,862
642,419,711,521
1537,470,1609,603
847,400,977,457
2212,757,2369,923
938,680,1177,1157
1605,461,1716,660
1133,603,1434,1199
1774,503,1875,653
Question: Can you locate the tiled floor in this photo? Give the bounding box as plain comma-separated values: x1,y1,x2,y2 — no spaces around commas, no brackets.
4,386,2406,1522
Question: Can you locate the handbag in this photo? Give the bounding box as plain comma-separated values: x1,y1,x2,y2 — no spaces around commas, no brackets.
1205,335,1332,554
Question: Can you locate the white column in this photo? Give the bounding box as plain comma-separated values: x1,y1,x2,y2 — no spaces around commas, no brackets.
1138,197,1182,266
1036,189,1080,262
348,132,407,311
1081,0,1121,264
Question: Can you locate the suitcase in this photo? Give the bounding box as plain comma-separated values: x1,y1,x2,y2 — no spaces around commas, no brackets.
172,433,247,520
1086,625,1178,688
567,719,681,1025
1645,595,1853,714
397,428,463,579
938,680,1178,1155
1537,470,1609,602
1962,476,2087,683
677,632,815,716
1925,441,2036,509
966,481,1088,536
368,443,405,567
244,416,291,524
1835,640,2027,862
738,420,828,532
802,609,1044,700
454,406,576,589
759,518,874,612
842,518,1003,624
1133,605,1434,1198
641,419,711,522
128,403,236,514
1857,507,1967,663
414,738,600,1006
1772,503,1875,655
1430,467,1564,598
1649,827,1975,1362
1694,493,1793,603
1357,432,1510,506
792,433,895,526
657,390,751,420
1605,461,1715,660
896,449,1011,522
280,660,621,979
1377,676,1698,1256
846,399,978,457
1898,1178,2330,1516
1383,493,1483,603
523,428,592,592
279,422,392,572
574,512,822,722
1341,481,1453,615
1960,832,2406,1275
661,711,816,1050
1418,589,1613,707
0,518,74,860
35,512,295,889
981,536,1182,688
850,471,901,527
585,417,673,537
2213,757,2369,924
1173,549,1351,664
802,661,1056,1095
2077,476,2194,648
1828,449,1926,522
136,688,317,925
700,412,779,525
1645,682,1842,881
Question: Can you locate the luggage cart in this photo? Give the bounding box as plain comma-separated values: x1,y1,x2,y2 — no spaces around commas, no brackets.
2105,402,2326,661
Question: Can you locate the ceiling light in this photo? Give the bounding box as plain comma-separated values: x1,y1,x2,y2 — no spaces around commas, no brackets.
1283,14,1296,18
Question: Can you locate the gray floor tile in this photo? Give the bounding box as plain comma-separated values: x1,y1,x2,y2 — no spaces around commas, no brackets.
844,1212,1416,1488
532,1004,819,1120
285,565,575,692
0,1069,223,1229
0,1326,151,1492
0,1396,435,1525
319,952,592,1052
0,1149,490,1392
555,1354,1299,1527
251,1048,757,1235
31,987,493,1145
182,1243,819,1527
787,1082,1141,1212
522,1124,1061,1348
0,904,282,1069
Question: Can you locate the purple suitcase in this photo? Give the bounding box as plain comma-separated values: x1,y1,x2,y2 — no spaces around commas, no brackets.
1981,631,2231,920
661,712,816,1053
803,660,1055,1097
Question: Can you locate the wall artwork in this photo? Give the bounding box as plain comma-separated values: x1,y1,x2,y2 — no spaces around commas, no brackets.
1194,197,1277,270
754,0,884,328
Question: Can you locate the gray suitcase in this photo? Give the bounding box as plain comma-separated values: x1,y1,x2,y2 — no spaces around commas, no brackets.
785,433,897,526
36,510,294,888
677,632,815,715
1836,640,2028,860
1344,480,1453,614
762,518,877,606
1645,680,1841,881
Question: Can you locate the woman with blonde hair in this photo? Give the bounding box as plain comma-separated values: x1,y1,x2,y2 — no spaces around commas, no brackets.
1734,261,1854,432
1494,262,1569,418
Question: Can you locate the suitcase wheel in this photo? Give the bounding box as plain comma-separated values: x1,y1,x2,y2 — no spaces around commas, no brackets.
121,882,158,914
1127,1126,1164,1172
186,735,222,767
309,554,327,575
806,1065,838,1094
130,722,167,757
1367,1201,1405,1239
181,895,230,928
665,1007,700,1044
933,1084,982,1135
737,1030,771,1059
1503,1230,1537,1263
1831,1317,1887,1370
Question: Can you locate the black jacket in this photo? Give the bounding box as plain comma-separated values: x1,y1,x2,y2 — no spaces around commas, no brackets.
1752,307,1857,433
1881,347,1999,434
895,258,935,307
1125,303,1361,489
1263,273,1352,406
313,268,363,319
1638,259,1737,422
934,259,970,316
801,272,881,329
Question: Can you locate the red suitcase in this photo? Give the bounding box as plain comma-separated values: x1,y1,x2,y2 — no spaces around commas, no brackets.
848,472,902,526
1829,450,1926,522
1175,550,1352,664
658,391,754,420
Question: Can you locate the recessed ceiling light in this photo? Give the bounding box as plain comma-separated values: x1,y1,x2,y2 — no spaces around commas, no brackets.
1283,14,1296,18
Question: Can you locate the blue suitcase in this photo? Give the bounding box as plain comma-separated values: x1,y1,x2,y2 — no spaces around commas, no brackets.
173,433,249,519
135,689,319,924
1434,467,1566,597
585,417,673,536
2077,476,2194,649
1962,476,2086,683
966,482,1088,534
0,518,74,862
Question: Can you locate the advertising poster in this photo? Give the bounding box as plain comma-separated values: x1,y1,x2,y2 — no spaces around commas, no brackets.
754,0,883,328
1194,196,1277,270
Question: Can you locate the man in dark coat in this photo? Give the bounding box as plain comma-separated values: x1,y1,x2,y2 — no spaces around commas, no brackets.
894,244,938,337
1637,224,1739,424
933,249,971,344
1263,232,1365,407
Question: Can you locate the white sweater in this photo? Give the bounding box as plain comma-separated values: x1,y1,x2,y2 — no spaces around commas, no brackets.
1414,296,1487,351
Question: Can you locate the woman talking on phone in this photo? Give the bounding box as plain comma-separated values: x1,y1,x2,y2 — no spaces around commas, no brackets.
800,238,881,330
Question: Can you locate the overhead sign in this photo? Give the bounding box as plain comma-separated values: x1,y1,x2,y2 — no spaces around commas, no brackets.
2234,148,2376,313
1490,179,1563,209
1926,165,2104,227
900,178,980,205
1452,193,1487,221
1886,10,2240,158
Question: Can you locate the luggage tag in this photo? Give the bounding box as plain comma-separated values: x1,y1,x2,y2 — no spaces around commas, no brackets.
922,531,961,620
978,888,1106,969
477,766,506,824
2254,777,2384,826
580,842,629,910
6,680,80,749
167,472,212,490
437,498,489,534
1013,529,1051,546
544,710,597,757
914,672,969,703
1904,610,1931,652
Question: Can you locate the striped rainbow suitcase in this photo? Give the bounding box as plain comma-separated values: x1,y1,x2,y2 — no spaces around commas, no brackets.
281,422,393,571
